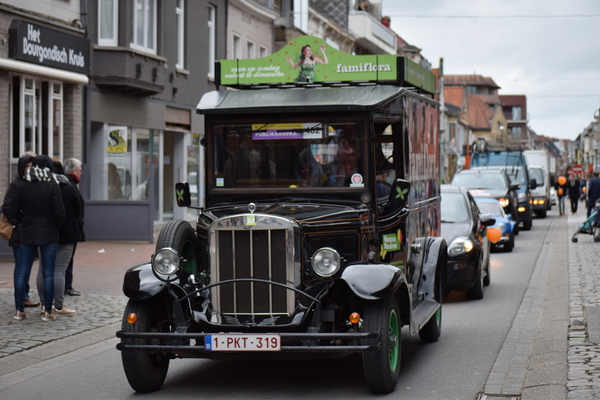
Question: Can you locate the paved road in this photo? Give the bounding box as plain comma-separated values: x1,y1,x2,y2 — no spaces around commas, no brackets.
1,212,600,399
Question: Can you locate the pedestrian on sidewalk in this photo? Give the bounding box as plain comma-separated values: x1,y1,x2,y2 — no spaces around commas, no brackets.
63,158,84,297
555,176,568,216
568,174,581,214
10,155,65,321
587,172,600,217
35,159,83,316
1,152,40,308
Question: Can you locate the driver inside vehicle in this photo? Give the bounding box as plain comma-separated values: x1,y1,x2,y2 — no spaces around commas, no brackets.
329,127,363,186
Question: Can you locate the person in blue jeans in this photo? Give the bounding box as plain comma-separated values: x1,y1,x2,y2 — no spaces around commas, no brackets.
10,155,65,321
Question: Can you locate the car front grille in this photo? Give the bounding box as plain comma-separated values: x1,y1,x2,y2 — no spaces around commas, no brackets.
209,214,298,323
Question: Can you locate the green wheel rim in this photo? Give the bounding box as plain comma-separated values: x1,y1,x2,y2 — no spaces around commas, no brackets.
434,307,441,325
388,309,400,372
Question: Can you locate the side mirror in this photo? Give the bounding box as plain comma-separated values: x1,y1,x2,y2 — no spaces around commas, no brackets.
389,179,411,208
480,214,496,227
510,184,521,191
529,179,537,190
175,182,191,207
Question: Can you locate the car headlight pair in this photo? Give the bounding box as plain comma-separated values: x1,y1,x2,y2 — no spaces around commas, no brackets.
152,248,181,281
311,247,341,277
448,237,474,256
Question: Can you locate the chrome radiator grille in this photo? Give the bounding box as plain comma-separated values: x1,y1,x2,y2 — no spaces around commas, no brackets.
209,214,298,320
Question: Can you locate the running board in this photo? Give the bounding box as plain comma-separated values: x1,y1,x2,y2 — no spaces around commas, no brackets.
412,300,440,334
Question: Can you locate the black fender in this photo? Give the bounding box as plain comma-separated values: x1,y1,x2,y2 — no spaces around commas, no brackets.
123,263,167,300
340,263,407,300
420,237,447,302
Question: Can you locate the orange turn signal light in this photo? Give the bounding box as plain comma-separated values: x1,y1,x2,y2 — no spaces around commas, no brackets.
127,313,138,324
349,312,361,324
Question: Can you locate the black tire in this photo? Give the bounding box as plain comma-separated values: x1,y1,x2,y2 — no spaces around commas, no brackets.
483,257,491,286
362,296,401,394
594,226,600,242
156,220,199,275
466,258,484,300
419,306,441,342
504,233,515,253
513,221,519,236
121,299,172,393
523,214,533,230
537,209,547,218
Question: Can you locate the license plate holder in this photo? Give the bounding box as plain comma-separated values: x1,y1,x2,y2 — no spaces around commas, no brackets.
204,334,281,351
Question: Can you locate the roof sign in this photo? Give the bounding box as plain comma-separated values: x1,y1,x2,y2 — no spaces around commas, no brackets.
217,35,435,94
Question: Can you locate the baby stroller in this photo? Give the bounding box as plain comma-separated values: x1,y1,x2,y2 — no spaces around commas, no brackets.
571,200,600,243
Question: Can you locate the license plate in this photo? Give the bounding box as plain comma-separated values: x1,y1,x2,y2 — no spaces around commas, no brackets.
204,334,281,351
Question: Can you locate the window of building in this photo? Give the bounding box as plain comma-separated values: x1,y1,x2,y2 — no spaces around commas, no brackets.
233,35,241,59
99,0,118,46
293,0,308,33
259,46,267,58
207,5,216,79
175,0,185,69
247,40,255,59
132,0,156,54
511,126,522,140
465,86,477,95
512,106,522,120
11,75,63,160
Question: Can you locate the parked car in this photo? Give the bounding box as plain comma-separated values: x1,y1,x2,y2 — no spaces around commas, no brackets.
474,198,516,252
441,185,495,299
451,169,520,235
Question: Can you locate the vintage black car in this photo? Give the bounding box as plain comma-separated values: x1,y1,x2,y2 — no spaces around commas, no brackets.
116,36,447,395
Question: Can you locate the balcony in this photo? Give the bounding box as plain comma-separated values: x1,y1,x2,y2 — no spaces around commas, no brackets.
92,46,166,96
348,12,396,55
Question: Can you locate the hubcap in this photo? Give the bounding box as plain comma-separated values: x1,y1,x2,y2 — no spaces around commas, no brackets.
388,309,400,371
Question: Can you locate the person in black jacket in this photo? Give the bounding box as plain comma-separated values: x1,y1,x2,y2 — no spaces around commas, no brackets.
1,153,39,308
568,174,581,214
35,159,83,315
11,155,65,321
63,158,85,296
587,172,600,217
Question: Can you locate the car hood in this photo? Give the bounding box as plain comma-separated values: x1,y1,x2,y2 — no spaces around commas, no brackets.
467,188,509,199
441,221,471,243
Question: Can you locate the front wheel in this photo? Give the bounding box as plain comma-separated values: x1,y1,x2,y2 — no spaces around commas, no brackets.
523,213,533,230
466,259,484,300
362,296,401,394
121,299,172,393
504,233,515,252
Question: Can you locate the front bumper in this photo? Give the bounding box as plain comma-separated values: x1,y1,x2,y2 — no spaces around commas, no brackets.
446,256,478,291
116,331,379,354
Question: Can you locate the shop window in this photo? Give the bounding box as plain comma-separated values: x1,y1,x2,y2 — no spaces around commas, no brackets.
99,0,119,46
207,5,216,79
11,76,63,160
132,0,156,54
175,0,185,69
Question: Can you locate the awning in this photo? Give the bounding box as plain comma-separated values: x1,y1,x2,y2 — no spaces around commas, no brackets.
0,57,88,84
197,85,405,115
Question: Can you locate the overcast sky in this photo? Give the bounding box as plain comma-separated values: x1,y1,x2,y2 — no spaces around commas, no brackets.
381,0,600,141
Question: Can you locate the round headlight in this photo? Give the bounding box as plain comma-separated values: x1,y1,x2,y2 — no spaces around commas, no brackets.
496,223,506,233
311,247,341,277
152,248,181,279
448,237,474,256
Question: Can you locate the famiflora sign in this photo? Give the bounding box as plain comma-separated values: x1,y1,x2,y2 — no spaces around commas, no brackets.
217,35,435,94
9,20,90,75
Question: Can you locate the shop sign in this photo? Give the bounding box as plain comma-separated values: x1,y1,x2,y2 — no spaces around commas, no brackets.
218,35,435,94
108,126,128,156
9,20,90,75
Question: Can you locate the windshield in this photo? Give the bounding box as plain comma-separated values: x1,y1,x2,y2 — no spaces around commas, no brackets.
212,122,364,189
451,173,507,190
529,167,544,187
441,192,469,223
475,200,503,215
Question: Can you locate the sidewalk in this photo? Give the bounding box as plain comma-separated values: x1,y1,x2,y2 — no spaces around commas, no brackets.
1,213,600,399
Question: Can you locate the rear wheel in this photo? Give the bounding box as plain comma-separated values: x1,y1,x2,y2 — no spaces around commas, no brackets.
362,296,401,394
121,299,172,392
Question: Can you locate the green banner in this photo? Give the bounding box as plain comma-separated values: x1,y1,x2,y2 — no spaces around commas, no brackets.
219,35,399,85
